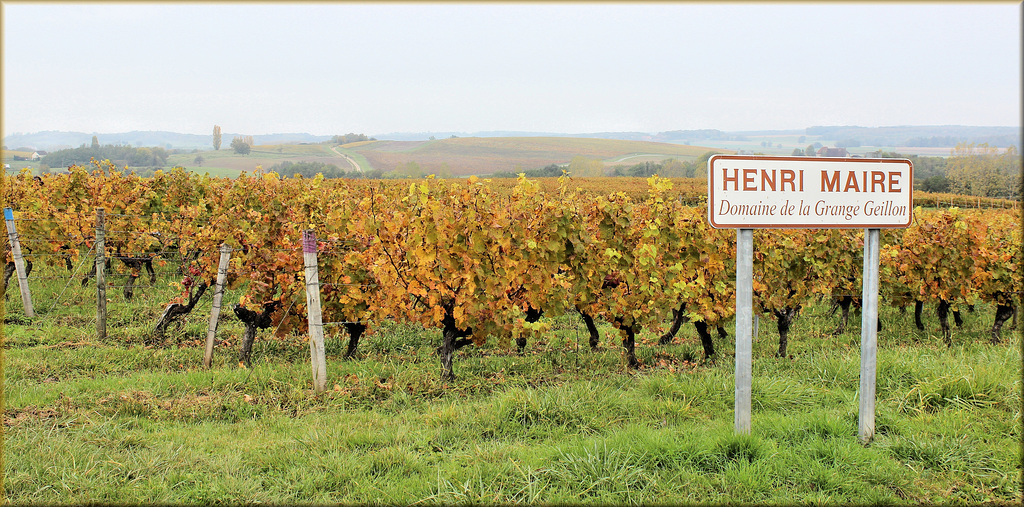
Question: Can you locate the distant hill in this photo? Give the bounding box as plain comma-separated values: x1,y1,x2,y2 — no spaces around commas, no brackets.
3,135,724,177
376,131,658,142
800,125,1020,148
4,125,1018,154
348,136,720,176
371,126,1020,148
649,126,1020,148
2,131,331,151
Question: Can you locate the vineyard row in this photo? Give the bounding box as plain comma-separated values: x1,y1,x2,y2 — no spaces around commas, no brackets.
3,163,1021,380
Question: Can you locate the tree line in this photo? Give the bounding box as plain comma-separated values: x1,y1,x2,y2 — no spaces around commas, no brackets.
783,143,1020,197
39,143,170,169
330,133,375,145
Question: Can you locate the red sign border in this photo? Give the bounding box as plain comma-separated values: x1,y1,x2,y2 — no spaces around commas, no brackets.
707,155,914,229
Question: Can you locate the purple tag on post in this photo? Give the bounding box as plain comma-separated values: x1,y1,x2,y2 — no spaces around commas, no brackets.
302,230,317,253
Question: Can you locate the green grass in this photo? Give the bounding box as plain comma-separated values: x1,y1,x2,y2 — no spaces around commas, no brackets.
3,262,1022,504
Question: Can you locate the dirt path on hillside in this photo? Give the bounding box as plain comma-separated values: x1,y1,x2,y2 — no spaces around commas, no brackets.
330,145,361,172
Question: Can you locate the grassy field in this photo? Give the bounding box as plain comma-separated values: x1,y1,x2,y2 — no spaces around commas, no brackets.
350,137,721,176
2,162,41,175
4,143,350,178
139,136,718,177
166,143,357,176
13,135,957,179
2,259,1020,504
158,137,722,178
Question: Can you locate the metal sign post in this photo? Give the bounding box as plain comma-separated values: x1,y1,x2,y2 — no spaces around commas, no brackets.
707,155,912,440
734,228,753,434
858,228,881,443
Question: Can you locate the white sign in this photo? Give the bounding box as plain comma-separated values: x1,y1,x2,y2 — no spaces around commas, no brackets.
708,155,913,229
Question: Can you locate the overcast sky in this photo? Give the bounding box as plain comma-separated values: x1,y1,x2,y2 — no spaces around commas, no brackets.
2,2,1020,136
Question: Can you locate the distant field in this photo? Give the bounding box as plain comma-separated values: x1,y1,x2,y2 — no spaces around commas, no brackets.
2,150,41,174
5,143,362,177
340,140,377,149
6,136,720,177
3,162,39,174
350,137,723,176
888,146,959,157
6,136,967,178
1,150,37,159
167,144,357,175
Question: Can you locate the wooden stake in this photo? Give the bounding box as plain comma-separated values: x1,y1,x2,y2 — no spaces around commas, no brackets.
204,244,232,368
96,208,106,341
4,208,34,317
302,230,327,393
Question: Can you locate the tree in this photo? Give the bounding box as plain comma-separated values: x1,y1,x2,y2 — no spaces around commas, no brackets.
920,174,949,193
230,136,251,155
805,145,816,157
791,148,805,156
194,155,204,167
659,158,686,177
40,144,166,168
568,156,604,177
91,136,100,149
400,161,423,178
213,125,222,151
331,133,371,145
436,162,453,179
946,143,1020,197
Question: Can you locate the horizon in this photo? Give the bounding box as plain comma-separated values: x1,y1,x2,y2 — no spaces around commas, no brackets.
5,123,1021,139
3,3,1021,137
5,125,1019,160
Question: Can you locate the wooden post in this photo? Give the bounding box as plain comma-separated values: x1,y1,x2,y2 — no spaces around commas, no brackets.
96,208,106,340
4,208,34,317
858,228,881,444
204,244,232,368
735,228,753,434
302,230,327,393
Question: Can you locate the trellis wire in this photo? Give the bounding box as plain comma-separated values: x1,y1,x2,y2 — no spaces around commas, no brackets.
5,221,206,315
46,247,94,313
